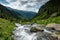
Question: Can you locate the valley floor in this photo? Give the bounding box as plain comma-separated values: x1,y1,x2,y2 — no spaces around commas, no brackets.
0,16,60,40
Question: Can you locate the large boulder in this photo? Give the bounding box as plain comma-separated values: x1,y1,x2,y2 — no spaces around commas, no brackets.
30,24,45,32
46,23,60,30
30,27,44,32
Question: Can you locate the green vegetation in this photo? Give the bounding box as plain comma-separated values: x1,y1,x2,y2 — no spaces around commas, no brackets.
33,0,60,20
29,0,60,25
0,4,25,23
0,0,60,40
36,16,60,25
19,16,60,25
0,18,15,40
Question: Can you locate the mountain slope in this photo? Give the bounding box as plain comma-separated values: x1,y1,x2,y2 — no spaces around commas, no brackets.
0,4,25,22
33,0,60,20
7,7,36,20
14,10,36,20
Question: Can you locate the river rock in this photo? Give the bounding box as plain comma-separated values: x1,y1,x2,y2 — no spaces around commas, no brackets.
46,23,60,30
37,32,58,40
58,35,60,40
30,25,45,32
30,27,44,32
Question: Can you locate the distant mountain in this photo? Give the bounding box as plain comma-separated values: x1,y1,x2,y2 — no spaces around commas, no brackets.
0,4,36,22
0,4,25,22
33,0,60,20
7,7,36,20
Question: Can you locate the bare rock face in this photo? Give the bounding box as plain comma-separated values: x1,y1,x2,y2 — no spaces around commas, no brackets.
46,23,60,30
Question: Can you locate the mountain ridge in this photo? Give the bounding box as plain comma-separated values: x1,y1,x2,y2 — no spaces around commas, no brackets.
32,0,60,20
0,4,36,22
6,6,36,20
0,4,24,22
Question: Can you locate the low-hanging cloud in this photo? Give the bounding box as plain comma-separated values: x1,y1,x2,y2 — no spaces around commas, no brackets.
0,0,49,12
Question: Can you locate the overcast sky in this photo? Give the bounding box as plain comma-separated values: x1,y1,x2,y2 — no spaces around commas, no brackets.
0,0,49,12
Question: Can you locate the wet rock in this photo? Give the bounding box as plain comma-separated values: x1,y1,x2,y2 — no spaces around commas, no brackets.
37,32,58,40
30,27,44,32
46,23,60,30
52,34,60,40
30,24,45,32
58,35,60,40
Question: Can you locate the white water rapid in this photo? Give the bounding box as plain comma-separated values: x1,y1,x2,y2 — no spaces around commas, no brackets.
13,23,52,40
13,23,37,40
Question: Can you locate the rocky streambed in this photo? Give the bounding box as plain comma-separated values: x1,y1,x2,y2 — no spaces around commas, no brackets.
13,23,60,40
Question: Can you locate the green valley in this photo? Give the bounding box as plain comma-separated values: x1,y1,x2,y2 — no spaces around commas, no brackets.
0,0,60,40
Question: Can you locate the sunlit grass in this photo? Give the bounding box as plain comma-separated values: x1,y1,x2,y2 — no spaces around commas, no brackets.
36,16,60,25
0,18,15,40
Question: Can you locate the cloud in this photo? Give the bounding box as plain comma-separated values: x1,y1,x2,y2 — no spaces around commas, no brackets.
0,0,49,12
6,0,17,2
0,0,9,4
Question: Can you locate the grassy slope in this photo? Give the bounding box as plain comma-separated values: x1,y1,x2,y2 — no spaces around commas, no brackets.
36,16,60,25
0,18,15,40
19,16,60,25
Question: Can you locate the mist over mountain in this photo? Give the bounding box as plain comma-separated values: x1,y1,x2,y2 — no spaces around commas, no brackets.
7,7,36,20
0,0,49,12
0,4,24,22
0,0,50,21
0,4,36,20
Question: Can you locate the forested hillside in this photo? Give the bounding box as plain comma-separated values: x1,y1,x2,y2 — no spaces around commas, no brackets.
33,0,60,20
0,4,25,22
30,0,60,24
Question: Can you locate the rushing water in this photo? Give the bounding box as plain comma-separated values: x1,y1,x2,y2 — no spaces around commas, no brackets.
13,23,37,40
13,23,52,40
